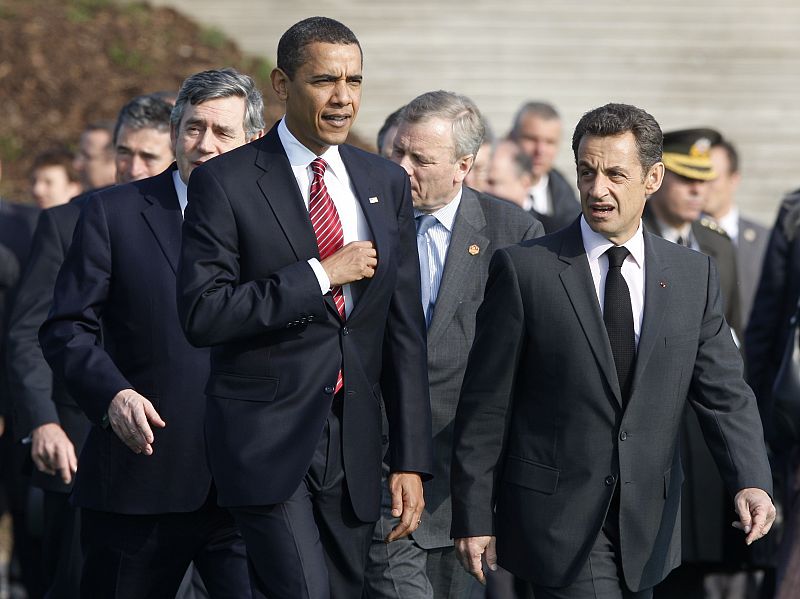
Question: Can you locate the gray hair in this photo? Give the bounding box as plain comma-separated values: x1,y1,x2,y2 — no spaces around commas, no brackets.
510,101,560,139
571,103,662,173
113,95,172,146
171,68,265,140
400,91,485,159
496,140,533,179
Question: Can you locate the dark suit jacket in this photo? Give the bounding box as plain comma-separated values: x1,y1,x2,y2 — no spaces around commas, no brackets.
530,168,581,234
7,197,90,493
39,166,213,514
412,188,542,550
746,190,800,433
736,216,769,330
642,205,742,337
177,125,433,521
450,219,772,591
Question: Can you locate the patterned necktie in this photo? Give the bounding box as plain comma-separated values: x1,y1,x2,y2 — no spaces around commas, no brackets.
309,157,345,393
416,214,438,327
604,246,636,404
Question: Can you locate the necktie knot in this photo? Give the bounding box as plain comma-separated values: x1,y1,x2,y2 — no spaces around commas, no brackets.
606,246,629,269
310,157,328,178
416,214,438,236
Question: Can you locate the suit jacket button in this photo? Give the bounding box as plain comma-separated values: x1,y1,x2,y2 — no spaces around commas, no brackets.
324,385,334,394
342,326,350,335
619,431,628,441
605,475,616,486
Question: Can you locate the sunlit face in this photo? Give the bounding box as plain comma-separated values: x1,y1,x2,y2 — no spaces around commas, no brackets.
115,125,173,184
464,141,492,193
272,42,362,155
705,145,739,219
30,165,82,209
392,117,473,213
577,132,663,244
514,114,561,180
486,141,532,207
74,129,116,189
652,170,710,228
172,96,260,184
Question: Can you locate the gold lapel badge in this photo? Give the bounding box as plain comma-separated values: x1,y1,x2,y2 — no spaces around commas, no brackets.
743,228,757,242
468,244,480,256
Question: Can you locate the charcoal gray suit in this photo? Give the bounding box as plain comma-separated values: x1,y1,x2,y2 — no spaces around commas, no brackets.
451,218,772,593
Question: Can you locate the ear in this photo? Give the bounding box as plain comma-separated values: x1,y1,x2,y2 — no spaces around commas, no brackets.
271,68,290,102
644,161,664,196
454,154,475,185
247,129,266,143
170,122,178,153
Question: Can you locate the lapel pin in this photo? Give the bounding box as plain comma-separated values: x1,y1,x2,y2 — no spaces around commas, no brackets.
743,228,757,242
369,196,379,204
468,244,480,256
659,281,667,288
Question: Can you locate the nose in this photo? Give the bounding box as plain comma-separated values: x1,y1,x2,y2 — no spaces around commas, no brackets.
330,80,352,106
588,174,609,199
397,155,414,177
196,128,215,154
129,155,148,181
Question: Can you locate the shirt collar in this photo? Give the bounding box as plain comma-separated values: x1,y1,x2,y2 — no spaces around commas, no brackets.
172,168,188,216
580,215,645,269
278,117,347,180
414,187,463,232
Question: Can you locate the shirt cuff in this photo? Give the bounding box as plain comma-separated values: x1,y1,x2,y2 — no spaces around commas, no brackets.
307,258,331,294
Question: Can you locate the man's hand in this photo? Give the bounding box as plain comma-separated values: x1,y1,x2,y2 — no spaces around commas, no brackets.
107,389,165,456
321,241,377,286
31,423,77,484
385,471,424,542
732,487,776,545
455,536,496,584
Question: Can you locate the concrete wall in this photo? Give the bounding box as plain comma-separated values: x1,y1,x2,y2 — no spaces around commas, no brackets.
142,0,800,224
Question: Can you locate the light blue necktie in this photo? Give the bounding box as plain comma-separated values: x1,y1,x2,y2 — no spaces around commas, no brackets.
416,214,438,328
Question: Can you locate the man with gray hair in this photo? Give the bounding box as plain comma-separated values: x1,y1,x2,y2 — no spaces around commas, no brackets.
38,69,264,598
509,100,580,233
364,90,542,599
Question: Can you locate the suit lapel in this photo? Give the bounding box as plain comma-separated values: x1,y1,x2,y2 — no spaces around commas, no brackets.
141,167,183,274
427,188,488,344
254,127,320,263
338,145,389,321
631,231,670,395
558,221,622,405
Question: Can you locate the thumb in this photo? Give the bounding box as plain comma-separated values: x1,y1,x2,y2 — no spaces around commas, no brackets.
144,402,166,429
485,537,498,571
736,494,753,533
390,481,403,517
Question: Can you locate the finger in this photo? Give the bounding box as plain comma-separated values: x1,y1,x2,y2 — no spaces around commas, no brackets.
469,547,486,584
746,506,768,545
54,450,72,484
485,537,498,571
132,404,155,444
143,401,166,429
390,482,403,518
31,452,53,475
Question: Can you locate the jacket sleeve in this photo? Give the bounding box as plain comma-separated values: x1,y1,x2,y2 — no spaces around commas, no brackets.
7,209,62,437
689,255,773,496
177,164,329,347
38,196,131,425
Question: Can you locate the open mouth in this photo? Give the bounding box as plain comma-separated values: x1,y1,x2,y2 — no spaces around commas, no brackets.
590,203,615,214
322,114,351,126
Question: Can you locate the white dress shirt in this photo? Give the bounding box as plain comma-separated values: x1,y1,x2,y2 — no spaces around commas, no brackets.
580,216,646,347
527,173,550,215
713,207,739,245
172,169,188,216
277,118,370,317
414,189,462,309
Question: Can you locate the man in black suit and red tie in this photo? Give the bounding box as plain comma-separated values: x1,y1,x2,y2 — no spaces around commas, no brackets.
39,70,262,598
451,103,776,598
177,16,433,599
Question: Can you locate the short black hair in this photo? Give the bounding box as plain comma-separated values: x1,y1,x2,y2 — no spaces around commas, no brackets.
572,103,662,173
713,138,740,174
113,94,172,146
277,16,361,80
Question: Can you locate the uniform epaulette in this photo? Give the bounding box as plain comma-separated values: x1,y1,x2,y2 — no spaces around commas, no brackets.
699,217,729,238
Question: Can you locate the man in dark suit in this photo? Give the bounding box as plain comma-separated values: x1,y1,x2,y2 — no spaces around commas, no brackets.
176,18,433,599
706,138,769,329
451,103,775,598
6,93,177,598
508,101,580,233
39,70,262,598
363,91,542,599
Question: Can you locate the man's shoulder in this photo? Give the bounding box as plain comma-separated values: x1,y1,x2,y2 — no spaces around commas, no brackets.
89,169,175,214
339,143,408,180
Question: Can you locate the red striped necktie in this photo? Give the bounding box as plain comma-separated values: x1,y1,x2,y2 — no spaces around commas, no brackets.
309,157,345,393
